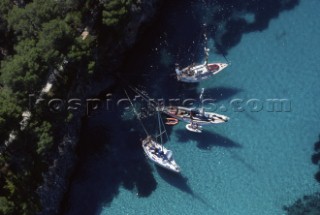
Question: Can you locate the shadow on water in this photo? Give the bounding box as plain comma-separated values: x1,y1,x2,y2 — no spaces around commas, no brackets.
243,111,259,123
169,87,242,106
226,149,256,172
202,87,242,102
205,0,300,53
155,166,217,212
156,166,193,194
61,115,157,215
175,129,241,150
175,129,256,172
151,0,301,56
175,129,255,172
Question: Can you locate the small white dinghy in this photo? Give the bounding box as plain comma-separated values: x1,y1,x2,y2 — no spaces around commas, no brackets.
186,123,202,133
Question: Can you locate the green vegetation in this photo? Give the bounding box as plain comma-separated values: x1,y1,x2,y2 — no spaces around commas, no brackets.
0,0,138,214
102,0,133,27
0,88,22,143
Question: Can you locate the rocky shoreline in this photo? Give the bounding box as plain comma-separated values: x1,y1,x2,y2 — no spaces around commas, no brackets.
283,193,320,215
36,1,161,214
283,135,320,215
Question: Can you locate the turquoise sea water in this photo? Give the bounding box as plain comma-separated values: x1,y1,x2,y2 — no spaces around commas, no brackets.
64,1,320,215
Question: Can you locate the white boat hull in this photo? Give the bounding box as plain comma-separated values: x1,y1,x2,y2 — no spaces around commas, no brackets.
142,137,180,173
163,106,229,126
176,63,228,83
186,124,202,133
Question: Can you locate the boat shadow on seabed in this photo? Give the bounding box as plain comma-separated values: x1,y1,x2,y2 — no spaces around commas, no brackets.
175,129,241,150
175,129,256,172
156,166,218,213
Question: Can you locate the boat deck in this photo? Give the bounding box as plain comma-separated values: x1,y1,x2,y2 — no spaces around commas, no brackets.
142,137,180,173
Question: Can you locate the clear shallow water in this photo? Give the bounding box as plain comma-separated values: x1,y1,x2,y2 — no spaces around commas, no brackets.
64,1,320,215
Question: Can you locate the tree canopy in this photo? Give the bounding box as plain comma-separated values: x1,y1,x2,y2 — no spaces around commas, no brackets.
0,0,138,214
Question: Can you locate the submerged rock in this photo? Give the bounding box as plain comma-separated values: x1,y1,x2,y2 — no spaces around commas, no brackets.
283,193,320,215
312,135,320,184
311,153,320,165
314,141,320,152
315,171,320,183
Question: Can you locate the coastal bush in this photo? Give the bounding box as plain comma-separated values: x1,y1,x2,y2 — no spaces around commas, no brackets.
34,121,53,156
0,0,11,52
0,196,14,214
0,89,22,144
7,0,75,37
102,0,134,27
2,168,42,215
0,39,44,96
67,36,96,63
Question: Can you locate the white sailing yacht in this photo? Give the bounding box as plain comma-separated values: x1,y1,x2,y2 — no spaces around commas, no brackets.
141,108,180,173
175,34,228,83
142,136,181,173
124,89,181,173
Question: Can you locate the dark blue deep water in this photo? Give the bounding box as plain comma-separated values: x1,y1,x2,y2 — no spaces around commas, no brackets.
63,1,320,214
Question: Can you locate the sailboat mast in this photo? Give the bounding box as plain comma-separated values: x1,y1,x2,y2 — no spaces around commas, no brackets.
203,23,209,65
124,89,149,136
199,88,205,116
157,108,164,151
199,88,204,103
204,47,209,65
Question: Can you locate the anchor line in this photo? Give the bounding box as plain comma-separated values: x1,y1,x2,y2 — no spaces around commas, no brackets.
123,89,149,136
